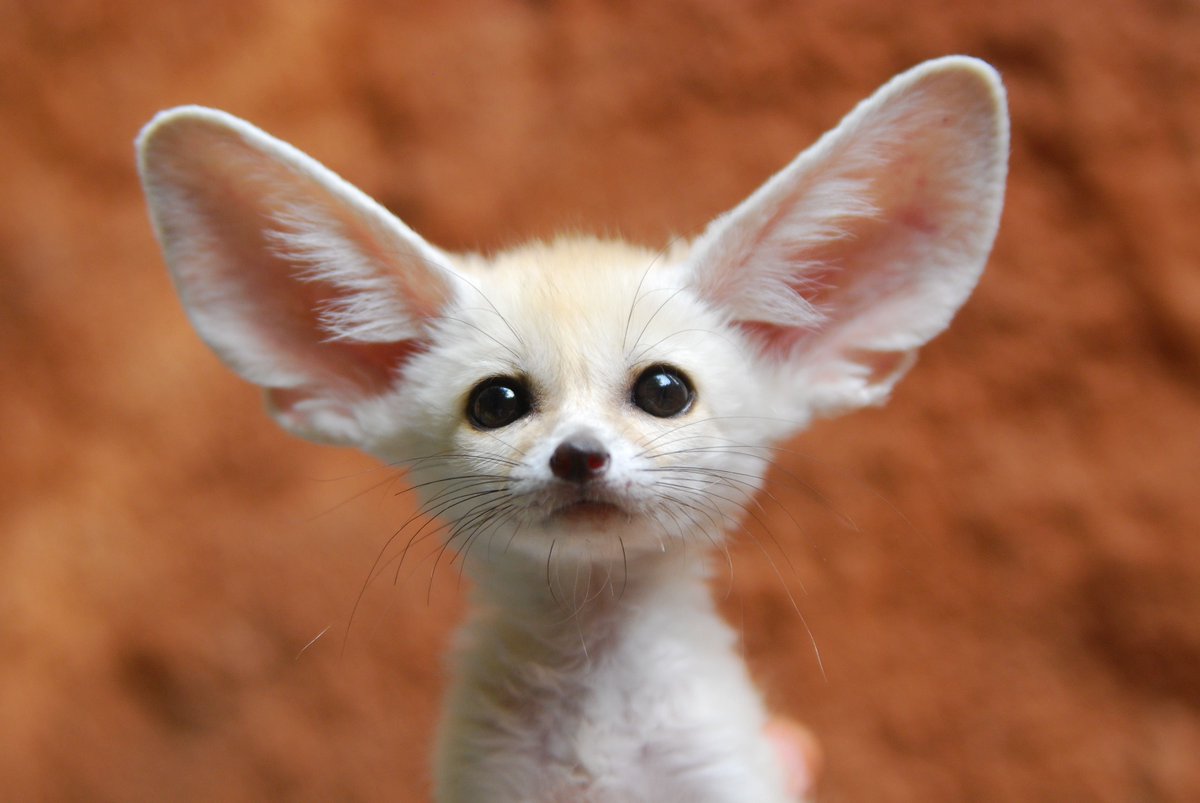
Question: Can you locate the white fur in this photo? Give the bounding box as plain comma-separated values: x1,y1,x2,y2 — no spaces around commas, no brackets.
137,56,1009,802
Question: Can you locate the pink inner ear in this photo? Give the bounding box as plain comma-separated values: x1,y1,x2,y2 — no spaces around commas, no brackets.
262,336,426,439
300,337,428,395
894,201,939,236
264,341,410,398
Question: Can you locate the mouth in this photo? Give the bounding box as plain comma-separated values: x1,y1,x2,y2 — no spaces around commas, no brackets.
549,499,629,525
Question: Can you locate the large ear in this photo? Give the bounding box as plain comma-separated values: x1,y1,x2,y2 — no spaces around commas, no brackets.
137,107,458,445
688,56,1009,419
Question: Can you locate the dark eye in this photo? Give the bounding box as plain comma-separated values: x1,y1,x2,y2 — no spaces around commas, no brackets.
632,364,695,418
467,376,531,429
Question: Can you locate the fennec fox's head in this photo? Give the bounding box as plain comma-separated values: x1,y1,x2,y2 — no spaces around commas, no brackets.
137,57,1008,567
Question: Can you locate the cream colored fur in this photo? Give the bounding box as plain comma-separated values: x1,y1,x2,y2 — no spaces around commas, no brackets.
137,56,1008,802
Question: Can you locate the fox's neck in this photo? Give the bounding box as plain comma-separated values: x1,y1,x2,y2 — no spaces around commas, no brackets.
467,549,719,655
447,545,742,731
451,547,738,710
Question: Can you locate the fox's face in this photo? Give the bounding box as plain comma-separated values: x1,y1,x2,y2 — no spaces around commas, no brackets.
374,238,771,562
137,58,1008,569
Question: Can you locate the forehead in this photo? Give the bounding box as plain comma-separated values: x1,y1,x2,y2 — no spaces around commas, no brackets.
451,237,703,379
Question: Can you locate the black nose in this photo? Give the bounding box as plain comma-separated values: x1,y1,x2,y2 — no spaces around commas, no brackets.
549,434,610,484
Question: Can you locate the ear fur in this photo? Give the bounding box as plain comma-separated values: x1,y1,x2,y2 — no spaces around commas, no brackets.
137,107,459,445
688,56,1009,418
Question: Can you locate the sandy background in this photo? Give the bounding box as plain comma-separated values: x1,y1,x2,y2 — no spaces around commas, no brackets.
2,1,1198,800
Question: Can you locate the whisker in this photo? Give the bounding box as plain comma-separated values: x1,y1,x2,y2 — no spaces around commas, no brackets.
545,539,558,605
296,625,332,661
451,505,519,588
640,435,860,533
658,494,736,598
648,465,805,574
410,249,530,359
447,501,519,570
629,325,741,366
621,232,693,354
627,285,689,362
439,314,522,363
341,469,511,654
305,470,408,521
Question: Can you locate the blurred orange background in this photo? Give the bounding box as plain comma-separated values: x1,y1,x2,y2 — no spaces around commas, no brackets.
2,1,1198,800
